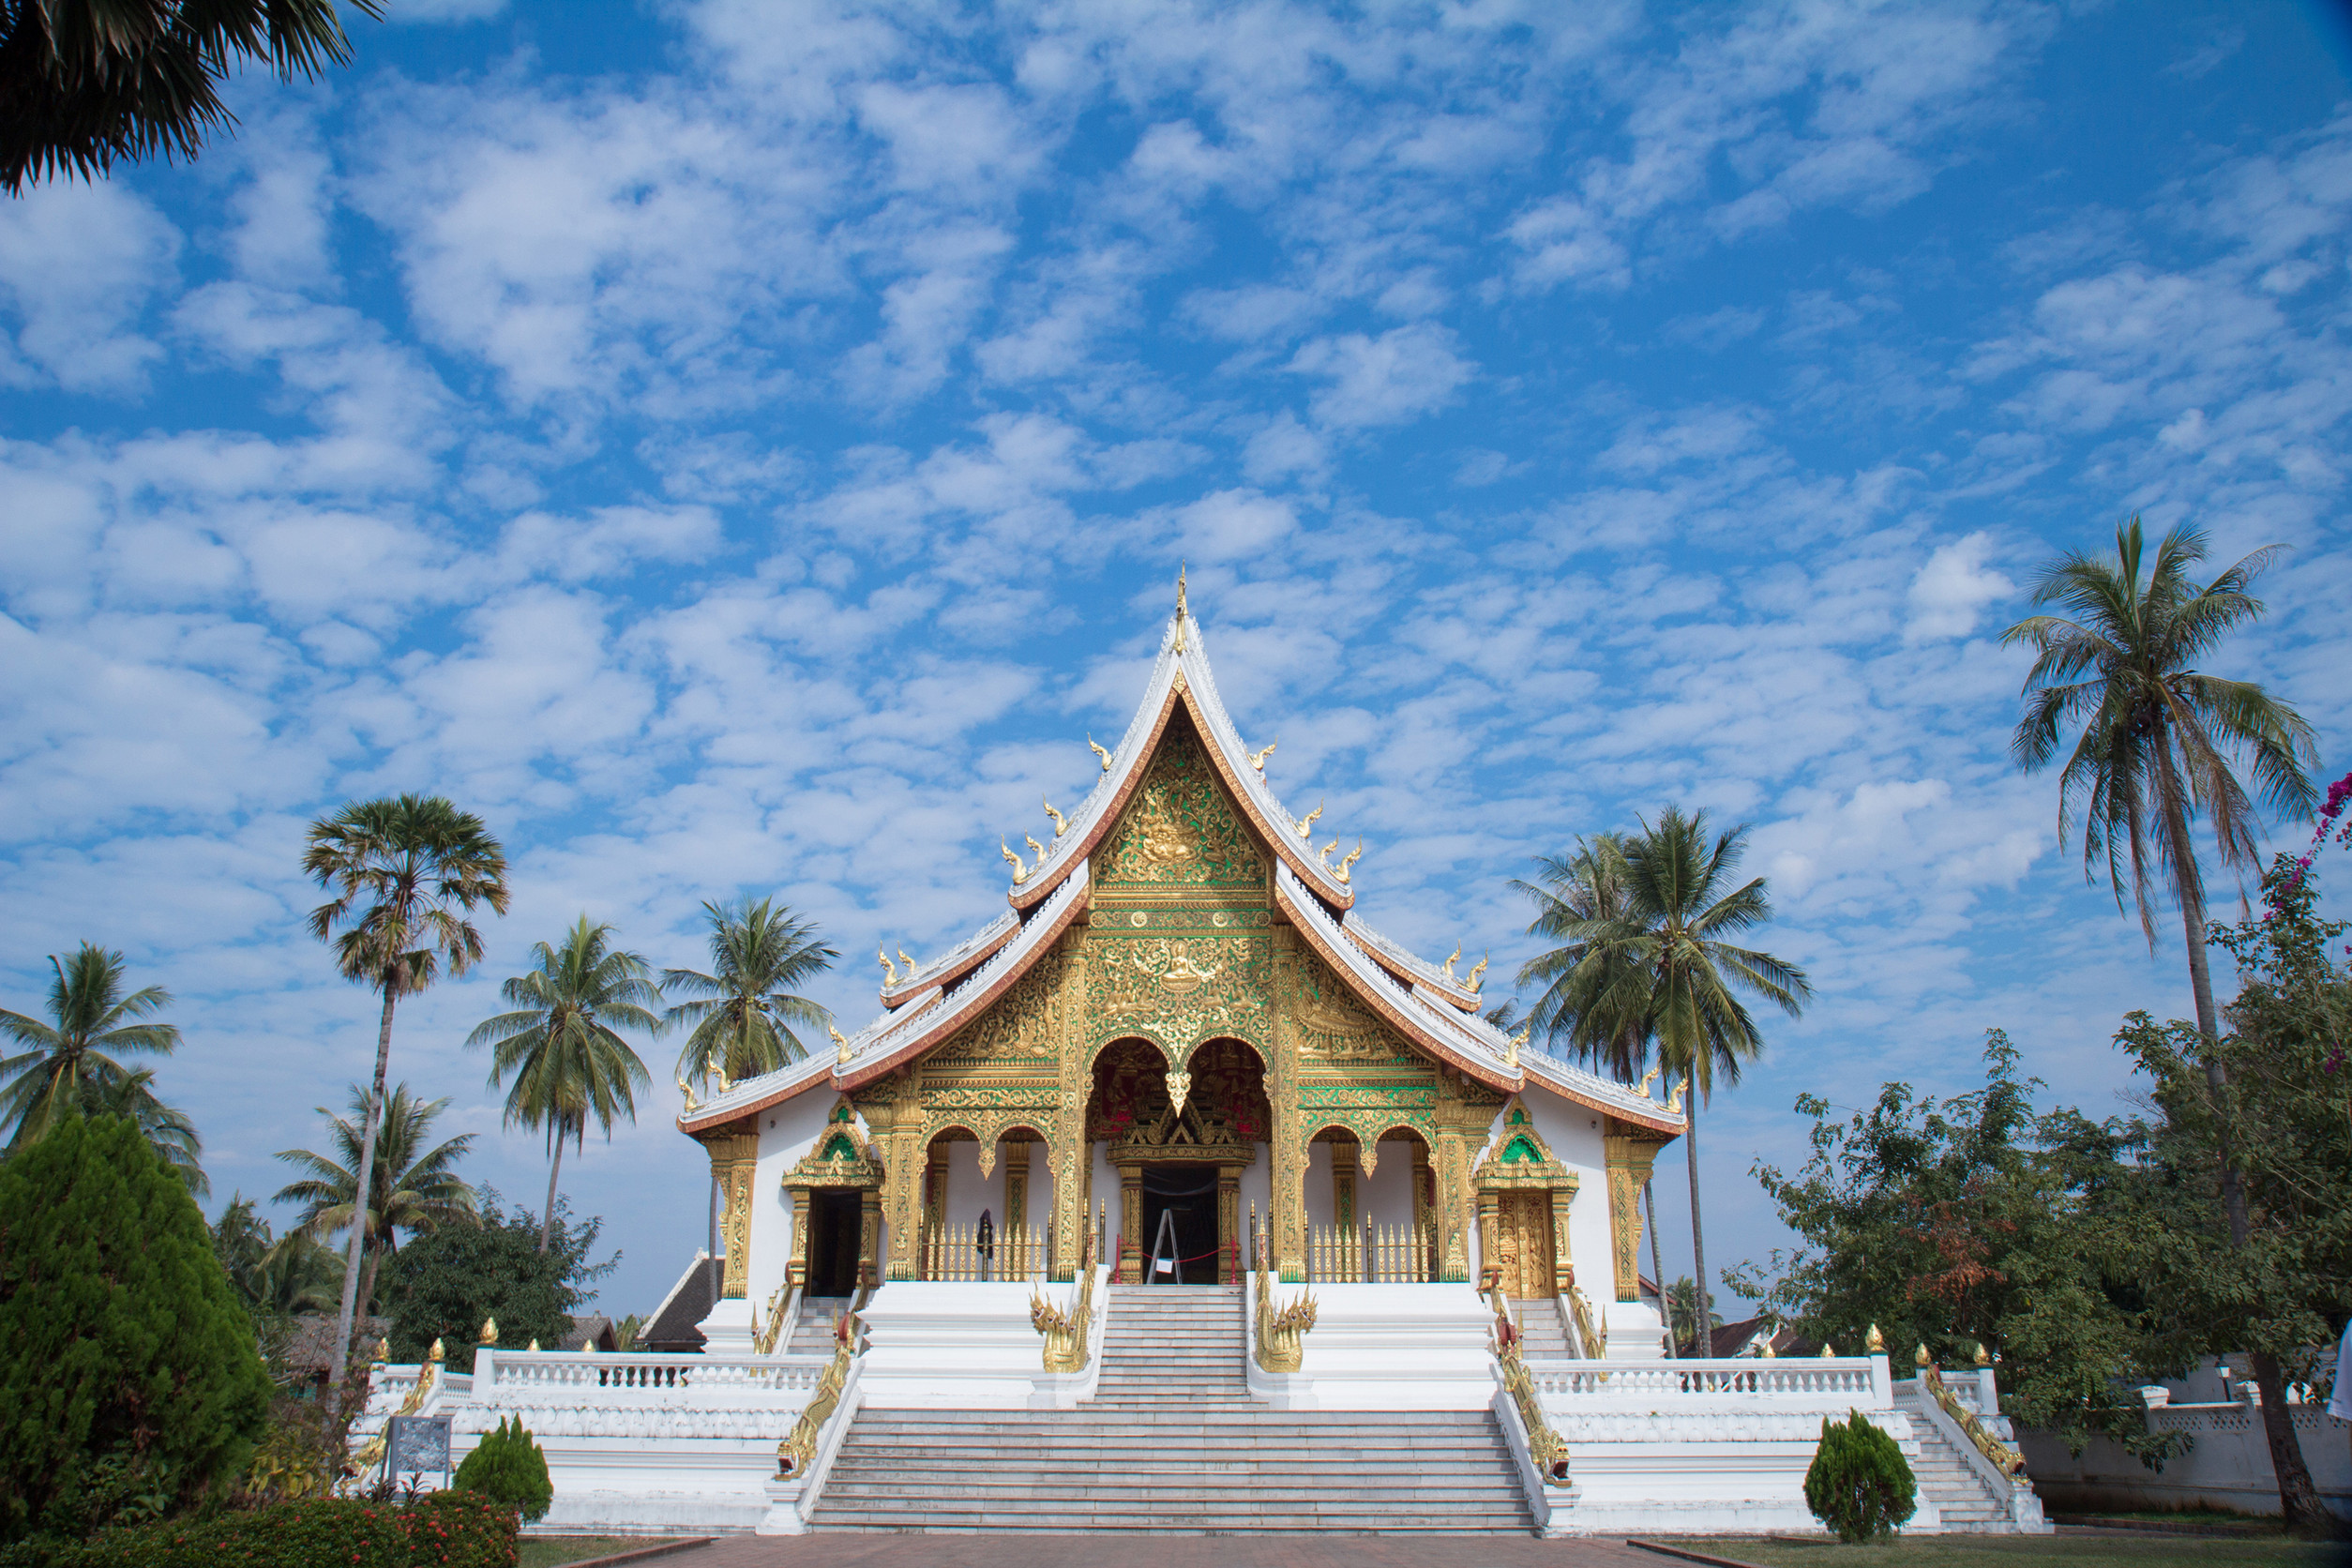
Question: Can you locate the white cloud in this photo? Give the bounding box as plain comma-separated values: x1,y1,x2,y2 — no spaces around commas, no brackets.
0,182,179,393
1906,532,2013,642
1289,324,1473,429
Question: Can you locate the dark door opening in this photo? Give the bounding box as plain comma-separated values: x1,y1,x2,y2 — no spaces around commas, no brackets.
806,1190,862,1296
1139,1164,1219,1284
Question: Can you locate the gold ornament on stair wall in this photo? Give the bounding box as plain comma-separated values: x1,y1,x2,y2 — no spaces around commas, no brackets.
477,1317,498,1346
1866,1322,1886,1353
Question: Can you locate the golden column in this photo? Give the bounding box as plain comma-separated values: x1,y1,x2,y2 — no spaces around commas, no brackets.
1330,1134,1360,1281
1603,1121,1665,1302
1052,934,1089,1283
1269,927,1306,1283
784,1186,811,1289
701,1130,759,1299
1118,1163,1145,1283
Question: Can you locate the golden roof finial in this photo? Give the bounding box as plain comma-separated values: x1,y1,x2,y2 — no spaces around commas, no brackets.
1292,798,1323,838
1248,738,1276,773
1666,1076,1688,1114
1025,834,1048,864
1002,839,1031,884
1044,796,1069,837
829,1023,853,1065
676,1071,700,1112
1319,837,1338,868
898,945,916,973
1176,561,1187,620
1636,1064,1662,1098
1336,839,1363,884
878,946,897,986
1088,733,1112,772
1442,942,1462,980
1465,953,1488,992
478,1316,498,1346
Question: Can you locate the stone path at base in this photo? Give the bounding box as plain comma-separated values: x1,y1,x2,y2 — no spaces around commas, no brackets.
646,1534,1668,1568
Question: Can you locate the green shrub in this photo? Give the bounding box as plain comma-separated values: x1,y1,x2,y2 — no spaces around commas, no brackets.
451,1420,550,1526
0,1493,516,1568
0,1116,272,1540
1803,1410,1918,1543
402,1490,518,1568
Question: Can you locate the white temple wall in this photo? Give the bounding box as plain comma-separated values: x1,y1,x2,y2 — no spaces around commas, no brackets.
747,1091,834,1306
1238,1145,1271,1246
1304,1140,1335,1231
1519,1086,1620,1301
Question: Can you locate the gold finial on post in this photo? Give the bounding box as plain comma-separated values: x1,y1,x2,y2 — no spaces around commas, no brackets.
1248,738,1276,773
1044,797,1069,837
1002,839,1031,884
1866,1322,1886,1353
527,1339,540,1352
373,1336,391,1364
830,1024,853,1065
879,946,897,985
1336,840,1362,884
1974,1342,1992,1367
428,1337,445,1364
478,1317,498,1346
1088,733,1113,772
1820,1342,1837,1358
1915,1342,1932,1368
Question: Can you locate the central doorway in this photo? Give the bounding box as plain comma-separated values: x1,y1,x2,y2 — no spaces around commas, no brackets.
805,1189,862,1296
1139,1164,1218,1283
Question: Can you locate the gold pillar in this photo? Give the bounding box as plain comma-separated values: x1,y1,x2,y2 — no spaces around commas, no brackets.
1331,1135,1360,1281
1005,1139,1030,1244
1431,1129,1470,1283
925,1139,951,1278
703,1130,759,1299
1119,1164,1144,1283
1603,1122,1664,1303
1217,1167,1242,1285
1412,1140,1436,1279
1552,1187,1576,1298
1270,927,1306,1283
1053,936,1088,1283
1476,1186,1502,1294
785,1186,811,1289
858,1187,882,1289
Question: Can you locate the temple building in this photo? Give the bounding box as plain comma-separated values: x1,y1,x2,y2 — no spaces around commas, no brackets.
675,577,1684,1351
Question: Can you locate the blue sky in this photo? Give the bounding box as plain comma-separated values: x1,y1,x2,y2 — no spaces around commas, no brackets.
5,0,2351,1319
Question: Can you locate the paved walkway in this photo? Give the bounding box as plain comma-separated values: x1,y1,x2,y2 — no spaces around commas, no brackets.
622,1536,1673,1568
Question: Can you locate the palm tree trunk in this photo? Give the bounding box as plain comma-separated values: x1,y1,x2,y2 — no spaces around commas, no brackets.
2179,897,2254,1246
540,1136,565,1253
330,987,397,1396
1685,1097,1711,1354
1645,1178,1674,1359
354,1242,384,1334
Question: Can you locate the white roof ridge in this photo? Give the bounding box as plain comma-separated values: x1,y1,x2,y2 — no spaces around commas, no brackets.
882,908,1018,1003
1343,912,1481,1003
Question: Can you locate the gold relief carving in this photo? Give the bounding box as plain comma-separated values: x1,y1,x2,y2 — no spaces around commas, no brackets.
703,1131,759,1299
1083,933,1269,1054
931,960,1063,1067
1097,730,1262,888
1603,1122,1667,1304
1166,1070,1192,1114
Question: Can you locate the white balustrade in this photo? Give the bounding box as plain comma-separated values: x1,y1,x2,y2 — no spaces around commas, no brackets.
1531,1357,1886,1405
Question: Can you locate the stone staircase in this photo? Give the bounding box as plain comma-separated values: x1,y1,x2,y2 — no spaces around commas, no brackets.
1503,1294,1572,1358
809,1284,1533,1533
1892,1384,2013,1532
788,1295,854,1357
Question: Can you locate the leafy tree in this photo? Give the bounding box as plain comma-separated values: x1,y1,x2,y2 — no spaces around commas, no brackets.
302,793,508,1390
374,1195,615,1364
1741,1033,2170,1459
0,1115,270,1538
1513,807,1811,1335
0,943,180,1151
2109,857,2352,1533
2001,516,2315,1250
663,897,836,1089
468,917,659,1252
273,1083,476,1340
2,0,383,194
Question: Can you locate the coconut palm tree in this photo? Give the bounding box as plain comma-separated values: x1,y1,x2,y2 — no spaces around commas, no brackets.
302,793,507,1387
662,897,836,1090
2001,517,2316,1218
274,1083,477,1334
1514,807,1810,1337
214,1196,342,1320
468,917,661,1252
78,1065,205,1196
0,942,181,1150
3,0,384,194
1513,832,1649,1078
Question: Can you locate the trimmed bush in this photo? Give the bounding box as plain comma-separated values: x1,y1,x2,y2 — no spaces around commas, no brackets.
451,1420,550,1526
0,1494,516,1568
1803,1410,1918,1543
0,1116,272,1540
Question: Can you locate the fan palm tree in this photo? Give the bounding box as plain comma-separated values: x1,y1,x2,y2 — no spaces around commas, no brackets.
663,897,836,1090
78,1065,205,1196
1514,807,1811,1336
274,1082,477,1334
3,0,384,194
2001,517,2315,1236
0,942,181,1149
468,917,661,1252
302,793,506,1387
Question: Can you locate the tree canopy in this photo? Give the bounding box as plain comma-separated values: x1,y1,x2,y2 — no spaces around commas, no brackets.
375,1195,615,1364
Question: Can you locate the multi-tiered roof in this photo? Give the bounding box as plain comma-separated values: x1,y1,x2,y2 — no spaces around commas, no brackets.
681,584,1681,1138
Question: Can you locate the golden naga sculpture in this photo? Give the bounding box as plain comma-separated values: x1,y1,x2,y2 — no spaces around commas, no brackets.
676,1072,701,1112
1465,954,1488,992
1335,840,1363,884
1636,1064,1662,1098
1666,1076,1688,1114
1506,1024,1529,1070
1921,1354,2028,1475
1025,834,1048,865
878,946,897,985
777,1319,856,1477
1043,797,1069,837
1248,738,1276,773
1318,837,1338,868
1002,840,1031,883
1292,798,1323,838
830,1024,854,1065
1442,942,1462,980
1031,1267,1096,1373
898,946,916,974
1089,733,1113,772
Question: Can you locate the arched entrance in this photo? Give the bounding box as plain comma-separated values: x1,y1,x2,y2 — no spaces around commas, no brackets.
1088,1037,1269,1284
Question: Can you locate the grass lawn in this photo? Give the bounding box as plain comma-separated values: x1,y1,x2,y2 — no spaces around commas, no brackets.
1669,1536,2342,1568
516,1536,695,1567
